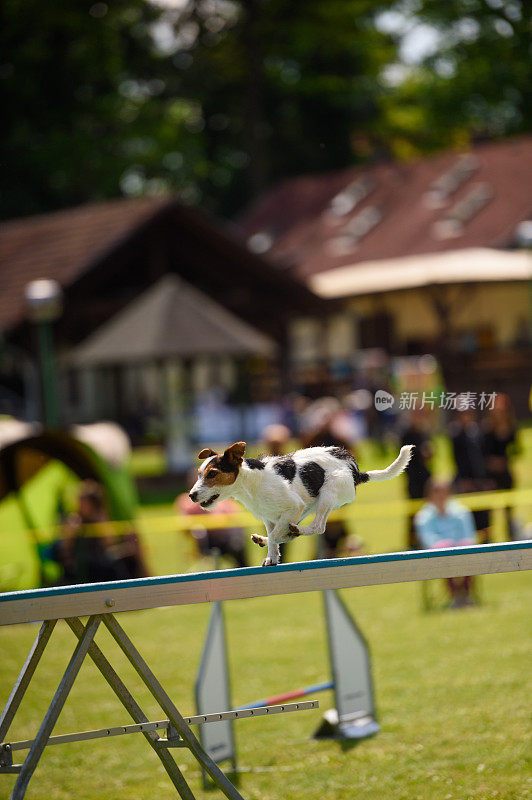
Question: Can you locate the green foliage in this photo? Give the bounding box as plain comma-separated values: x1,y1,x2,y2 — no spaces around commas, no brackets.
0,0,395,219
1,0,530,221
377,0,531,158
0,0,200,218
168,0,396,213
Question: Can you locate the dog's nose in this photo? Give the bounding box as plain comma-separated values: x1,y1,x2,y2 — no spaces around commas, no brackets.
189,491,198,502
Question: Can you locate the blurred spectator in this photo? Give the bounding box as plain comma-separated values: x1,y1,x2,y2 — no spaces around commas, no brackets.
483,394,520,540
415,479,477,608
262,423,291,456
401,411,433,549
367,378,398,454
339,534,366,558
176,474,248,568
449,407,491,543
344,389,372,441
301,397,353,450
260,423,292,561
281,393,310,438
300,397,356,559
54,480,148,584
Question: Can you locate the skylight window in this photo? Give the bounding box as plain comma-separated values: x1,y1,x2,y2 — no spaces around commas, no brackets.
514,220,532,248
326,177,374,219
327,206,382,255
424,154,478,209
432,182,493,239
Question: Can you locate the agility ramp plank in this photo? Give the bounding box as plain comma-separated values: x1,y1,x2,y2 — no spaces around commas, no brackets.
0,541,530,626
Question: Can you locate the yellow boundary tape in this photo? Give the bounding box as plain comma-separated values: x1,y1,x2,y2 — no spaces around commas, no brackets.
151,487,532,532
14,487,532,540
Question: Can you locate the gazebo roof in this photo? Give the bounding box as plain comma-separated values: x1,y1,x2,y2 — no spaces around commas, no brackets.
67,274,274,365
0,195,325,345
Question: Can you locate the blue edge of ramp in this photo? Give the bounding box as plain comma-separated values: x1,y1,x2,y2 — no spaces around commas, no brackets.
0,540,530,605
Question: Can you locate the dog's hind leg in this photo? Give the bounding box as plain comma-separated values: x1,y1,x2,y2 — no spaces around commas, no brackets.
288,493,335,538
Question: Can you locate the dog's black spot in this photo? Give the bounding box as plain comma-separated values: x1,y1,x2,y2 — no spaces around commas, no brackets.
299,461,325,497
328,446,368,487
245,458,265,470
349,462,369,486
328,446,352,460
273,456,296,482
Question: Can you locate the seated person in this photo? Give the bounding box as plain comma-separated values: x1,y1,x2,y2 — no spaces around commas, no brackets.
176,476,248,568
414,479,477,608
54,480,148,584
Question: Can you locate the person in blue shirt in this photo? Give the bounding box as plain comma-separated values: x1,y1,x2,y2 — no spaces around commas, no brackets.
415,479,477,607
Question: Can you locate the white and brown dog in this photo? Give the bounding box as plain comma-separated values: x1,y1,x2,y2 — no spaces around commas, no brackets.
189,442,414,566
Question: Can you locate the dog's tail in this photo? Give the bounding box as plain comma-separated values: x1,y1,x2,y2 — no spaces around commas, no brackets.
361,445,415,483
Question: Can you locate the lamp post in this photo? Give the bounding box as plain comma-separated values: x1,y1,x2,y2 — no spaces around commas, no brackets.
24,279,62,428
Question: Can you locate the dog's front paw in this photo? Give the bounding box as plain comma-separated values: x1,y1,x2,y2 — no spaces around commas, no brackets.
261,556,278,567
287,523,300,538
251,534,267,548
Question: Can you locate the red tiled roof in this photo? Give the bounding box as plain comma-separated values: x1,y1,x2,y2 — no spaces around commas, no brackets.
237,137,532,280
0,196,171,331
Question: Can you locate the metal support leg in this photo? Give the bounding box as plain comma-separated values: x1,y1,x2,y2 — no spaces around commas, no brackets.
0,620,56,742
11,616,100,800
66,617,195,800
103,614,245,800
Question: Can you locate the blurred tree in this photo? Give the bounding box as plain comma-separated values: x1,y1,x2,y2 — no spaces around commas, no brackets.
3,0,527,222
167,0,396,214
0,0,209,219
0,0,395,220
374,0,531,158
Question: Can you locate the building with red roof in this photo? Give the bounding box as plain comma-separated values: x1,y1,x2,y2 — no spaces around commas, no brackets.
0,196,323,432
0,137,530,428
238,136,532,412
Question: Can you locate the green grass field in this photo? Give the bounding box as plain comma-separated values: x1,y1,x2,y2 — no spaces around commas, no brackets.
1,433,531,799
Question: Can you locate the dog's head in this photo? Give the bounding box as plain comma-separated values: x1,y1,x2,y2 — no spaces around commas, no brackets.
189,442,246,509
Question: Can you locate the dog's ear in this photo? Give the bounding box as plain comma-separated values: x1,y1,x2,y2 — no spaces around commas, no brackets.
198,448,217,460
223,441,246,466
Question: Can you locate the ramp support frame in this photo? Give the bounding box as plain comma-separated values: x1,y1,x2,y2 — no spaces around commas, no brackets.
1,615,316,800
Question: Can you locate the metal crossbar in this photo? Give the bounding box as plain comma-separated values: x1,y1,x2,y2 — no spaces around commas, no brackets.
4,701,319,752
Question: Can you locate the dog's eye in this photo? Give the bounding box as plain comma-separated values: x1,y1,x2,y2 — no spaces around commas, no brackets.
206,470,217,479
